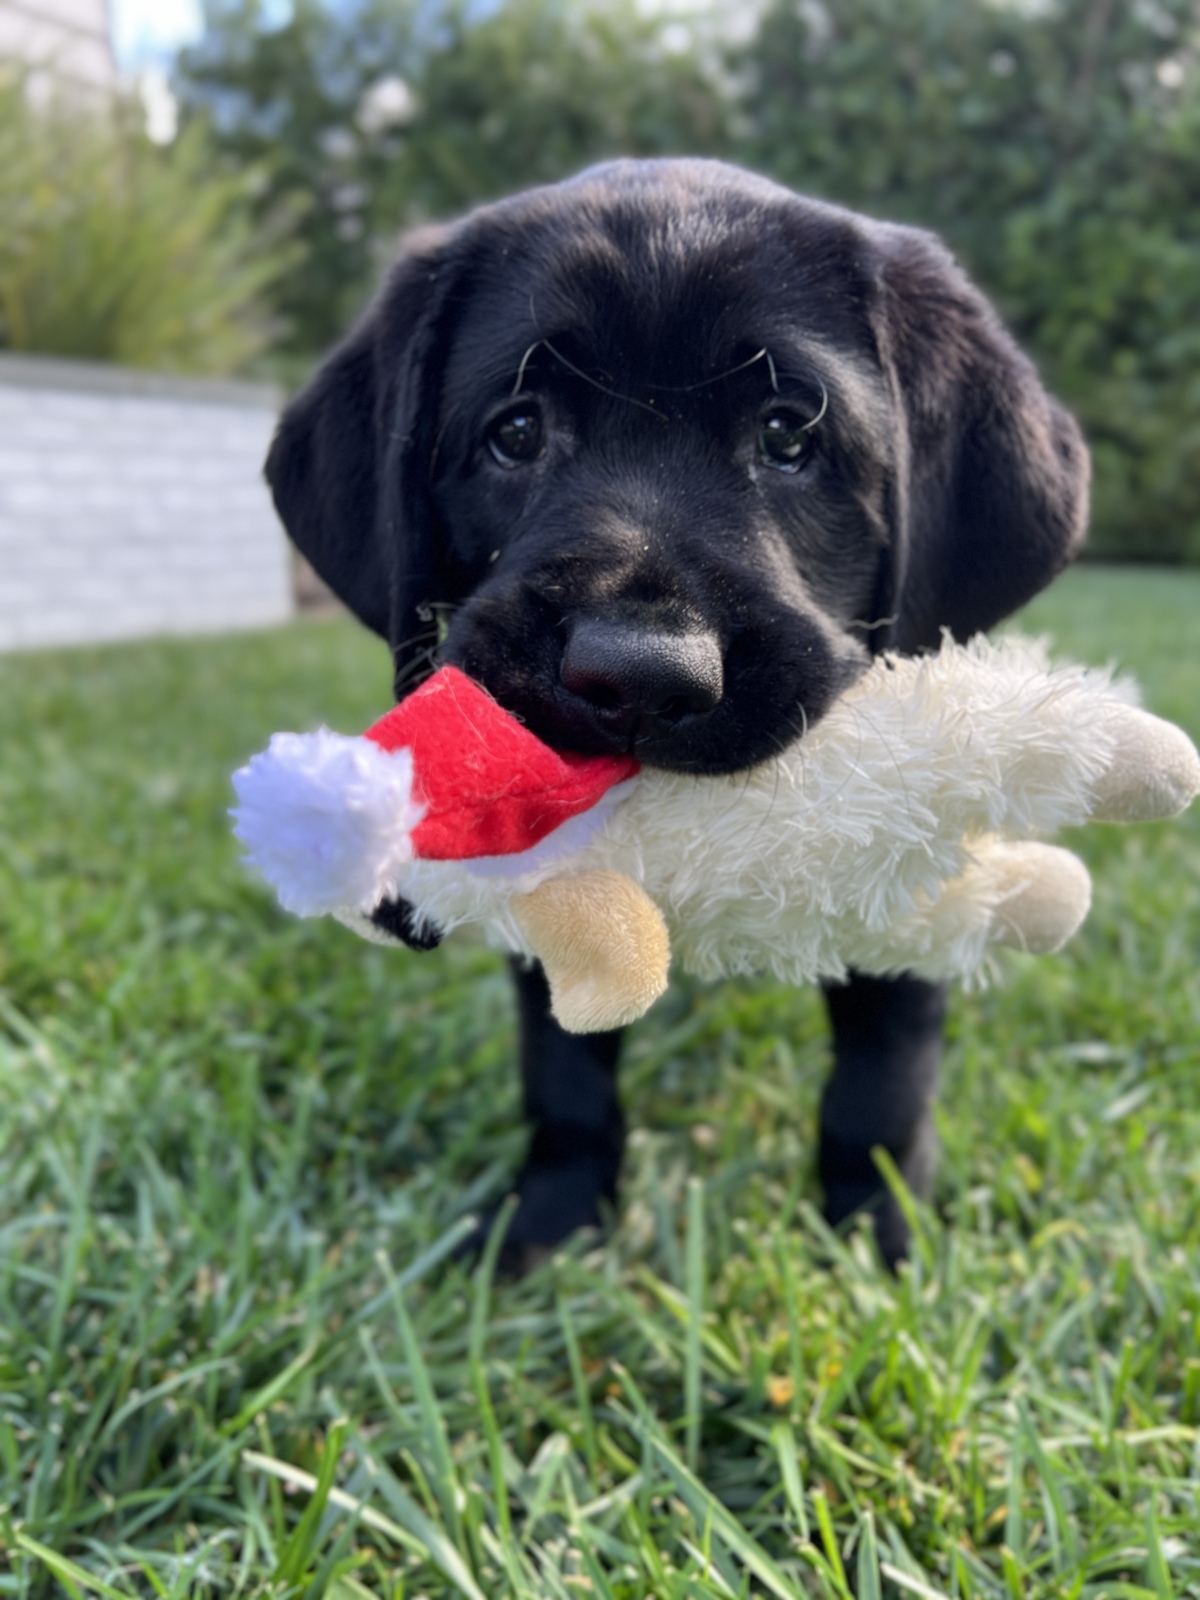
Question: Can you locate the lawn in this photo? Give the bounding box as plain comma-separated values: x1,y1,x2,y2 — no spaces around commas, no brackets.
3,565,1200,1599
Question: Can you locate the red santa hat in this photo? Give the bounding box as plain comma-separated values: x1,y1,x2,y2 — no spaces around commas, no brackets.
232,666,639,916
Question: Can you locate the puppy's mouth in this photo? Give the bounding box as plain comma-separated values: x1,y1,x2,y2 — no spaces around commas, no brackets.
440,611,868,776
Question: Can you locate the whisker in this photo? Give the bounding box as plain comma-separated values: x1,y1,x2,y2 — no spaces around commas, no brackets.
393,642,441,695
649,348,769,393
511,340,542,396
765,351,828,430
392,616,443,655
541,338,668,422
391,613,445,693
798,377,828,431
850,613,900,634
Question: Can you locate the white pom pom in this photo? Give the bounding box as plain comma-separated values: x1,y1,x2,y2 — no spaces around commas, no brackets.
231,731,425,916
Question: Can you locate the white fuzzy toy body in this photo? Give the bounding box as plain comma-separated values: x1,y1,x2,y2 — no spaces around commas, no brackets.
279,634,1196,986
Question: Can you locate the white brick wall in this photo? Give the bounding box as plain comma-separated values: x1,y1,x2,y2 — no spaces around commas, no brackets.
0,0,115,96
0,353,294,651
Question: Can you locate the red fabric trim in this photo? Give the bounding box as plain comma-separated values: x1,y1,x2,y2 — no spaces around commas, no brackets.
365,666,639,860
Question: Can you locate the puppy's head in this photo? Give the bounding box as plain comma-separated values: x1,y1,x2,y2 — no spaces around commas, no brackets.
268,160,1088,775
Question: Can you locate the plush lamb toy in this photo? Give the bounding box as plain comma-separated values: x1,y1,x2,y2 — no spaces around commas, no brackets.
231,634,1200,1033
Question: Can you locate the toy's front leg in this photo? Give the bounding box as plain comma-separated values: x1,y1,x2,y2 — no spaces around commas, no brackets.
819,972,947,1268
496,958,626,1273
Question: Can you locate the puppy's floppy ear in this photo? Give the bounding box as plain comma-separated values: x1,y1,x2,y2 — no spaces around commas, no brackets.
265,225,457,677
869,225,1089,652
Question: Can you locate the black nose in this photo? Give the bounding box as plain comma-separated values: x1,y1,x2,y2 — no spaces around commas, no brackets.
560,619,724,732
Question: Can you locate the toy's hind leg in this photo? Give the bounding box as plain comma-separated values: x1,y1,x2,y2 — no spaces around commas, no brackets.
819,972,947,1268
494,958,625,1272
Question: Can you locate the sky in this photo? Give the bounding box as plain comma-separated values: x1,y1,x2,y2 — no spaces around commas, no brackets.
109,0,204,67
97,0,1086,74
107,0,714,67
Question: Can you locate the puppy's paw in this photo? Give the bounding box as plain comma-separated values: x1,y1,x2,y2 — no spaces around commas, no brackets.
458,1156,616,1276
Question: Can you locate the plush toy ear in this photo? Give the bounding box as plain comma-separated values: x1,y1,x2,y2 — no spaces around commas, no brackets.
869,225,1089,652
265,224,459,682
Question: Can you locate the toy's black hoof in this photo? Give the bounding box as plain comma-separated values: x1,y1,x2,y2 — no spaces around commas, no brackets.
369,896,443,949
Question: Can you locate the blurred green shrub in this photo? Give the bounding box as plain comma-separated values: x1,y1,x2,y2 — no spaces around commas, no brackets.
740,0,1200,562
0,76,300,375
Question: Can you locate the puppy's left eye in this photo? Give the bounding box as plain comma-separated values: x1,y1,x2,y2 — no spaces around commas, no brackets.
758,407,817,472
487,405,545,466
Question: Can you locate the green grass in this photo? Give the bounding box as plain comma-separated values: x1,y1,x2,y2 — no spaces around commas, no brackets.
3,566,1200,1598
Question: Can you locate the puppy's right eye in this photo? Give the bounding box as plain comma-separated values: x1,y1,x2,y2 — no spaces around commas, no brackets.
487,405,545,466
758,406,817,471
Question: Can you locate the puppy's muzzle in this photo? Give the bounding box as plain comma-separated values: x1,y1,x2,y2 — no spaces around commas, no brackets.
560,619,724,741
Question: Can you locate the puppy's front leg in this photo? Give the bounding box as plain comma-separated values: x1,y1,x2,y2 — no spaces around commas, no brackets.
496,958,625,1271
818,971,947,1267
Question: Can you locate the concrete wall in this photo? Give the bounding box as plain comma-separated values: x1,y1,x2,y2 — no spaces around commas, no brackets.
0,352,294,651
0,0,115,97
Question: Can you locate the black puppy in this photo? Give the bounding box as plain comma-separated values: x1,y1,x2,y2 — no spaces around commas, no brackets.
267,159,1088,1269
